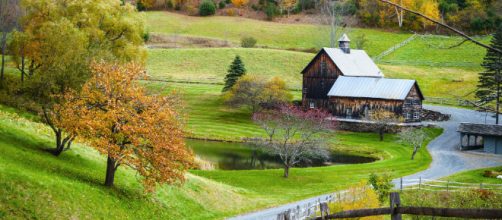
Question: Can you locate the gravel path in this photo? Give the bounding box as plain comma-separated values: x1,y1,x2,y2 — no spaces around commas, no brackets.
229,105,502,220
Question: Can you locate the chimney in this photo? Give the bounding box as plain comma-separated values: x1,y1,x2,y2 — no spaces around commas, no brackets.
338,33,351,54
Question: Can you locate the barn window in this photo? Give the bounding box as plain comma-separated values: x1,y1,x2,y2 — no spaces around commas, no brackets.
404,99,412,106
412,99,421,105
321,61,327,76
309,101,315,109
405,112,412,120
346,108,352,119
413,111,420,120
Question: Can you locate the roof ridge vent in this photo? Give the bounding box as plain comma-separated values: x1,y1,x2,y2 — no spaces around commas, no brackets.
338,33,350,54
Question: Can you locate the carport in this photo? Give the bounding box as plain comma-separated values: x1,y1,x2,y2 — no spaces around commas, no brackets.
458,123,502,154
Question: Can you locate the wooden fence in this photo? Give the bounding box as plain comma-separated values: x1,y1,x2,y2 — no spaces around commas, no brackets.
312,192,502,220
276,178,502,220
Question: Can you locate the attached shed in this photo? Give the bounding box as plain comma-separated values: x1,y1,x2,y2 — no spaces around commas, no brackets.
327,76,424,122
457,123,502,154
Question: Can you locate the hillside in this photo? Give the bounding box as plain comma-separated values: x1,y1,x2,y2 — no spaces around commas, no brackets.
145,12,490,102
0,105,257,219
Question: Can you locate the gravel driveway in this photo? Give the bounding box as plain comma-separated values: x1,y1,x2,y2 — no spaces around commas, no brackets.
229,105,502,220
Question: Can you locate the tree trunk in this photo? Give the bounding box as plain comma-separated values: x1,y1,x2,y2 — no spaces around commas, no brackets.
51,129,74,156
283,165,290,178
53,130,64,156
496,67,500,125
379,128,384,141
0,32,7,81
411,146,418,160
105,156,118,187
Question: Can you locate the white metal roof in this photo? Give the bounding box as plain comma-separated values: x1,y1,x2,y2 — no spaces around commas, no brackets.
324,48,384,77
328,76,417,100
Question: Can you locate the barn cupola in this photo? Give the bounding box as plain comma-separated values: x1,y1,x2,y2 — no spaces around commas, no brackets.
338,34,351,54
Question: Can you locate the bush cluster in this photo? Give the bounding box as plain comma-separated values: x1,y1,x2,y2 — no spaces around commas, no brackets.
199,0,216,16
241,36,257,48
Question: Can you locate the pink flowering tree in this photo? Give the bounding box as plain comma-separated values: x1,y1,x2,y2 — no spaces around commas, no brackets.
252,105,336,178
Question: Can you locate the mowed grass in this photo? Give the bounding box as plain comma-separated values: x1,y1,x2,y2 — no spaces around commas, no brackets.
142,81,442,206
0,105,260,219
147,48,309,88
147,48,481,99
442,166,502,184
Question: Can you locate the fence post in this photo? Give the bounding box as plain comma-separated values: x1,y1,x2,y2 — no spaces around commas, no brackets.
480,183,483,190
400,177,403,192
419,177,422,190
390,192,402,220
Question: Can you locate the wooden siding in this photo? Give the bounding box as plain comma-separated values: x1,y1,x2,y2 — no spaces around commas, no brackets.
329,85,423,122
302,51,342,109
329,97,403,119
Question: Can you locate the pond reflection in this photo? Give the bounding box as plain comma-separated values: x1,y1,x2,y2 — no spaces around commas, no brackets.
187,139,376,170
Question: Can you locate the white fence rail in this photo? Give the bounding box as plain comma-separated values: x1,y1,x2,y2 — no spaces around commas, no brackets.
398,177,502,192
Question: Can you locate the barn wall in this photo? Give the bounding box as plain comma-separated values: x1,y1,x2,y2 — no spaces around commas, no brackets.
402,85,423,122
302,51,342,109
329,97,404,119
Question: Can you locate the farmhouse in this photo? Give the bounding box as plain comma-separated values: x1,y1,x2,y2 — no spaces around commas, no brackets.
458,123,502,154
301,34,424,122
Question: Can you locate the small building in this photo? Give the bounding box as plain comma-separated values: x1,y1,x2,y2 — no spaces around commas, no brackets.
301,34,424,122
458,123,502,154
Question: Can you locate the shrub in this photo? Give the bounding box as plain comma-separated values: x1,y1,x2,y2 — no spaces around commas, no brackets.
251,4,259,11
265,3,278,21
142,32,150,42
218,0,225,9
241,36,257,48
199,0,216,16
166,0,174,9
368,173,394,203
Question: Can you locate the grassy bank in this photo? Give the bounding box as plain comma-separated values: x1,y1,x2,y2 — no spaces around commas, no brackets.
442,166,502,184
0,105,258,219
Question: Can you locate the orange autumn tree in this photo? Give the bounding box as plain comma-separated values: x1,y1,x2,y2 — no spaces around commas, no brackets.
57,62,193,190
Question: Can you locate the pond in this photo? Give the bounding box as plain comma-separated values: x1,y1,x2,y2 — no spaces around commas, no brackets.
186,139,377,170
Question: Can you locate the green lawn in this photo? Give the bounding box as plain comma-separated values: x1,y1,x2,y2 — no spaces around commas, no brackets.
442,166,502,184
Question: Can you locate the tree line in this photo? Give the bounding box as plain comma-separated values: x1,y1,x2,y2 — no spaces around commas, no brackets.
0,0,192,192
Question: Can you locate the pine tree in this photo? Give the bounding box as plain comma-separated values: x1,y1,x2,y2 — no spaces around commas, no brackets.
222,55,246,92
476,25,502,124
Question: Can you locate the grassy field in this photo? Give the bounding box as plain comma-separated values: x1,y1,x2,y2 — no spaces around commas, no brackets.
147,48,481,99
442,166,502,184
0,80,442,218
147,48,309,88
0,105,259,219
144,11,489,68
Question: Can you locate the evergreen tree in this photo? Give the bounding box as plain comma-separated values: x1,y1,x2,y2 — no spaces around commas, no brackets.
222,55,246,92
476,25,502,124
